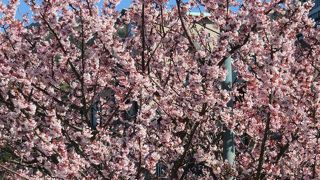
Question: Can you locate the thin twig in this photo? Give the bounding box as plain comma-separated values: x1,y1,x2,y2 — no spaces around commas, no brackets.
141,2,146,73
0,164,31,180
176,0,197,51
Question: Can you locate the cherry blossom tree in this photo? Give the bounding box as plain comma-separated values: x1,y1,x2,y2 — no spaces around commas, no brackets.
0,0,319,179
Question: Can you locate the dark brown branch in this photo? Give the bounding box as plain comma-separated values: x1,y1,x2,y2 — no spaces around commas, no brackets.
31,83,65,105
170,122,200,179
255,91,274,180
0,164,31,180
85,0,93,16
2,26,16,51
79,9,88,122
217,0,285,67
176,0,197,51
61,129,107,179
135,138,143,179
0,91,15,111
40,13,67,54
102,88,132,128
275,133,299,163
255,113,271,180
217,24,256,67
141,2,146,73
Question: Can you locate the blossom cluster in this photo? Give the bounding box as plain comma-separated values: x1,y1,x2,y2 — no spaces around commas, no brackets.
0,0,319,179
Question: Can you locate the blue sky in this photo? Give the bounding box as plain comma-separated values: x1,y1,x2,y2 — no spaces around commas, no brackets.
3,0,238,20
3,0,134,20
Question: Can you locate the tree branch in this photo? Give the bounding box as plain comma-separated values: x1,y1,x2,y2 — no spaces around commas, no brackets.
170,122,200,179
176,0,197,51
0,164,31,180
141,2,146,73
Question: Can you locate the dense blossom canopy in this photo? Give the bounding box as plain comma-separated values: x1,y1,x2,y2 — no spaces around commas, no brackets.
0,0,320,179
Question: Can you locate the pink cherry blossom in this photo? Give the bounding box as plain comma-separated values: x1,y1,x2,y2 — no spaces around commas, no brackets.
0,0,319,179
